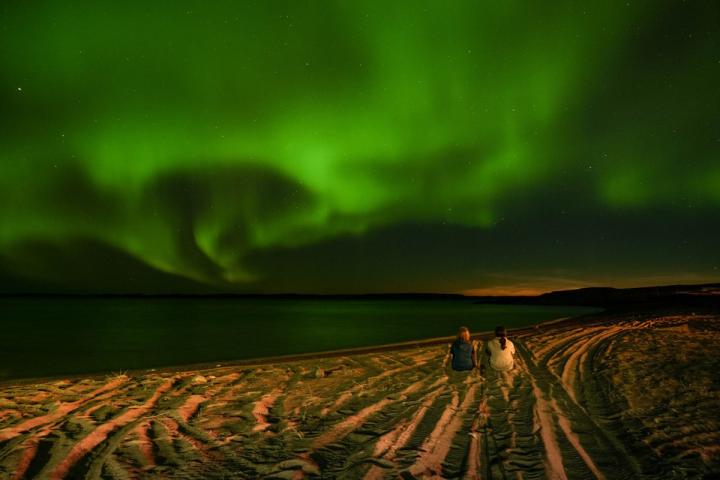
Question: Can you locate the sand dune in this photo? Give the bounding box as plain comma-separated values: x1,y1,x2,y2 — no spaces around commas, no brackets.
1,310,719,479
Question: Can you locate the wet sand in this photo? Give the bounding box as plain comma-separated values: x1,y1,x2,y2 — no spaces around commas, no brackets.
1,309,719,479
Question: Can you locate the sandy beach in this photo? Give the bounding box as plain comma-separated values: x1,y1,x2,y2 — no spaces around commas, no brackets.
1,308,719,479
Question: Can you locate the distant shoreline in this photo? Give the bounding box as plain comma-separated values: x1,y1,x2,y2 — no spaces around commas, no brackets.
0,292,470,300
1,281,718,309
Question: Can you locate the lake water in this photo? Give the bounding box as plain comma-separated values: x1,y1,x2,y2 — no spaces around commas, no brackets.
0,297,597,381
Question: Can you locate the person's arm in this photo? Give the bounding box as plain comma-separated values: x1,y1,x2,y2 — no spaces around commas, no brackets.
472,340,479,369
480,341,490,375
443,343,453,369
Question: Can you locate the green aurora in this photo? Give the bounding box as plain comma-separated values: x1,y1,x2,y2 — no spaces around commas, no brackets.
0,1,718,294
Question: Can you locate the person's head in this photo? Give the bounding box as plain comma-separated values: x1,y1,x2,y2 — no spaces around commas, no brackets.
457,326,471,343
495,325,508,350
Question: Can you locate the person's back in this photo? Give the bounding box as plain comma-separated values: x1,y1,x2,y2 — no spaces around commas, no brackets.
449,326,477,371
451,338,475,371
486,337,515,371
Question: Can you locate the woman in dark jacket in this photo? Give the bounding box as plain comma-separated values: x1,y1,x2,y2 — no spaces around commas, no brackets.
449,326,477,371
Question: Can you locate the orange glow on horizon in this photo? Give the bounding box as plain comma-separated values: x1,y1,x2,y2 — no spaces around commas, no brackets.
461,286,552,297
460,274,720,297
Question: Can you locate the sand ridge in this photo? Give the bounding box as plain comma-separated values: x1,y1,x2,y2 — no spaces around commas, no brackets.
0,310,719,478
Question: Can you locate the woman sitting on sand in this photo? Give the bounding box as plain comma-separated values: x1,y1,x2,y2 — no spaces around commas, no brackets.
484,325,515,372
449,326,478,371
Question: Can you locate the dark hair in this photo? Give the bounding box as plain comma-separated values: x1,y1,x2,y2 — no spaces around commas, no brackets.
495,325,507,350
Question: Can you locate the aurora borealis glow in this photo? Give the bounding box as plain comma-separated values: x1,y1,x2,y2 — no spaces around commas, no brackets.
1,1,719,294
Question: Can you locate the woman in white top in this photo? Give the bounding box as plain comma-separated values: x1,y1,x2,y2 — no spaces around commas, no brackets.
485,326,515,372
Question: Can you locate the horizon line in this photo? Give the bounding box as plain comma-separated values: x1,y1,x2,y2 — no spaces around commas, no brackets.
1,281,718,299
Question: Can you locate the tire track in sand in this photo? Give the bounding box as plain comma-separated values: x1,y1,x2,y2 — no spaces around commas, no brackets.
516,341,641,480
48,376,178,479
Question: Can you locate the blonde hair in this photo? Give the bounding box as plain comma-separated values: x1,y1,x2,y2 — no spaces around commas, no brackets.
457,326,471,343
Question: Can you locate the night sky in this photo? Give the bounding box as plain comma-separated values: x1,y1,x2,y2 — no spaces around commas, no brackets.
1,1,719,295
